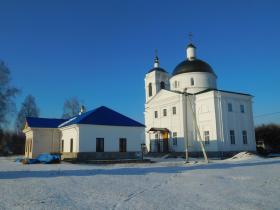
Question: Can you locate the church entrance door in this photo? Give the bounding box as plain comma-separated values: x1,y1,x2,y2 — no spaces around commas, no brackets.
162,132,169,153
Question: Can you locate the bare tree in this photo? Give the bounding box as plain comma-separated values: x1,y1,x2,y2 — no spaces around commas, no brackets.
62,97,83,119
0,61,19,130
15,95,40,132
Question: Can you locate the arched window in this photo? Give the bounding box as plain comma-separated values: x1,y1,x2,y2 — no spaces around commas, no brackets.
148,83,152,97
160,81,165,89
190,78,194,86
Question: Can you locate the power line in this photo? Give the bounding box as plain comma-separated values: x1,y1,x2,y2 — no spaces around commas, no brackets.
254,111,280,118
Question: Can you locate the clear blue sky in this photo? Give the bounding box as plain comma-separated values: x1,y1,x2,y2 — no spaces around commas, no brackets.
1,0,280,126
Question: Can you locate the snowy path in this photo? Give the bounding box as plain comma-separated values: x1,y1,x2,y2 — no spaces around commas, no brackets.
0,156,279,210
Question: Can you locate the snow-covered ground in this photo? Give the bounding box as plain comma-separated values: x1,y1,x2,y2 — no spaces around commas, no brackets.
0,154,279,210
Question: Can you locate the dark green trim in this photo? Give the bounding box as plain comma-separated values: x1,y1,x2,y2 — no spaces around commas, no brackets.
195,88,252,97
148,67,167,73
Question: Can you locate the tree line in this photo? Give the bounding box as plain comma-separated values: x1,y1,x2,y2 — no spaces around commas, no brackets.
1,60,280,156
255,124,280,154
0,61,84,155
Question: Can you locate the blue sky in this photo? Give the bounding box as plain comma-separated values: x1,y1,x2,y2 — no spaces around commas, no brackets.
1,0,280,126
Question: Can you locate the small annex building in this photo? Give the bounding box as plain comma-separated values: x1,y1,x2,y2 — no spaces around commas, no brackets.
23,106,145,160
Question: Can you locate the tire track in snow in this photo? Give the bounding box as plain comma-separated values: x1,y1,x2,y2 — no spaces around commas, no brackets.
112,171,179,209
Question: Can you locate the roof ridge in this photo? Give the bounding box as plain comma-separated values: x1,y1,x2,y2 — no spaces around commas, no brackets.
59,106,145,128
26,117,68,128
26,116,66,120
100,106,141,123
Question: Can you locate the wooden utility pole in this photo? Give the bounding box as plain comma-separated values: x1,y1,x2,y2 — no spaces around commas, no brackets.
186,93,208,163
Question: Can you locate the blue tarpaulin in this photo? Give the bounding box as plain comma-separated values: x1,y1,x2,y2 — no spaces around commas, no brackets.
36,153,60,163
16,153,60,164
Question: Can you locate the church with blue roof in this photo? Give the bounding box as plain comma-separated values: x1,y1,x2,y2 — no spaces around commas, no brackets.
23,106,145,160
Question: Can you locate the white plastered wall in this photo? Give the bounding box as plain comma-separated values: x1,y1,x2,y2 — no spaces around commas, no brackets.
78,124,145,152
194,91,219,152
144,89,185,152
214,91,256,152
24,129,33,158
59,125,79,152
170,72,217,94
24,127,61,158
145,71,170,103
144,89,256,154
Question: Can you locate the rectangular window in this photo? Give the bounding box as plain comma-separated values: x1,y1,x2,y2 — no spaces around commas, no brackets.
204,131,210,144
240,104,245,113
119,138,127,152
228,103,233,112
242,130,248,144
230,130,235,144
96,138,104,152
163,109,167,117
172,107,176,115
61,140,64,152
173,132,177,146
70,138,73,152
154,111,158,118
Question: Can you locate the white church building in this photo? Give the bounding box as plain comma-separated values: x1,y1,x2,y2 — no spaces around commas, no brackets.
144,41,256,157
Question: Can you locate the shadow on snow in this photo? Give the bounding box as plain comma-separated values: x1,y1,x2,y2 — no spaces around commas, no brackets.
0,159,279,179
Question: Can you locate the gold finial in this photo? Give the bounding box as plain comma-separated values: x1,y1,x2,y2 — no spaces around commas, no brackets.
154,49,159,67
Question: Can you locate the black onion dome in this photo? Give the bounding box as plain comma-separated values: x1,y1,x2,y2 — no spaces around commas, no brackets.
172,59,216,76
148,67,167,73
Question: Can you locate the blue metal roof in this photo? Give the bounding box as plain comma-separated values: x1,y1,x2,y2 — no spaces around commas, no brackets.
59,106,145,128
26,106,145,128
26,117,67,128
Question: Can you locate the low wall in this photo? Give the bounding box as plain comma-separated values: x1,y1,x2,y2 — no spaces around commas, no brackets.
147,151,256,159
62,152,142,161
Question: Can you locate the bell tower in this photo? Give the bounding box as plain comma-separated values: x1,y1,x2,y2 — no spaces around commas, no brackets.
144,50,170,103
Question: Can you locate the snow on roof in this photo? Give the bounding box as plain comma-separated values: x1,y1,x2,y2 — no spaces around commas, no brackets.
26,106,145,129
58,116,77,128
